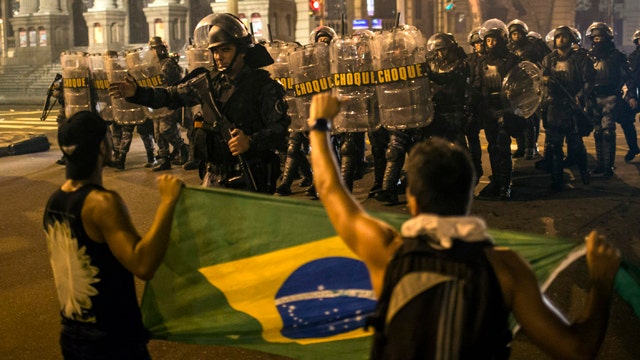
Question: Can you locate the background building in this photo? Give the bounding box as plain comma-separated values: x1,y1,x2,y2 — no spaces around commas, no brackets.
0,0,637,65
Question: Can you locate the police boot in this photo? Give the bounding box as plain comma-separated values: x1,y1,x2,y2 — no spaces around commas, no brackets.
593,136,605,174
298,157,313,187
183,142,199,170
340,155,355,193
497,157,512,200
513,135,525,158
179,143,189,165
145,150,157,168
375,161,401,204
602,138,615,178
549,152,565,192
152,157,171,172
368,156,386,198
276,155,299,196
112,152,126,170
621,120,640,162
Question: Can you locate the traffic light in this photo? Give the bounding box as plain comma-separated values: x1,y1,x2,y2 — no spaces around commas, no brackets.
309,0,322,17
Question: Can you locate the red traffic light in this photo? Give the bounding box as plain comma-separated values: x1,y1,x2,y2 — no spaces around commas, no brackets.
309,0,321,11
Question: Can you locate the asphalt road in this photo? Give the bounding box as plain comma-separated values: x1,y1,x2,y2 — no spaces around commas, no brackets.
1,105,639,359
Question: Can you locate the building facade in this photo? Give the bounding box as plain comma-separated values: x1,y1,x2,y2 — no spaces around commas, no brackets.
0,0,637,66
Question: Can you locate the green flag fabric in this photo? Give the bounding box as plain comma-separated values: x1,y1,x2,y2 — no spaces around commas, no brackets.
140,186,629,359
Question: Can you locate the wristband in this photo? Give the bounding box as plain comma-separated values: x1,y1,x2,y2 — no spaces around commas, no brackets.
311,118,331,132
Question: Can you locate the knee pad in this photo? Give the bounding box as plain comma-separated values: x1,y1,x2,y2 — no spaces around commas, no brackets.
340,137,356,157
385,146,401,162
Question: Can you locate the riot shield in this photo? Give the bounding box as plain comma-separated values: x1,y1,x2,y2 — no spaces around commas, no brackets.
288,43,332,131
105,52,146,125
185,45,213,73
372,28,433,130
330,32,378,132
502,60,543,118
88,53,113,121
264,41,299,131
125,48,172,120
60,51,92,118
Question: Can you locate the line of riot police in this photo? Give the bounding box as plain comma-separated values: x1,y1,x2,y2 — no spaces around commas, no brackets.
58,12,640,201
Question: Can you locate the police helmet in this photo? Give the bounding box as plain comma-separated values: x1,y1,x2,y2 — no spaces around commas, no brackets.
148,36,166,48
193,14,217,49
549,26,579,48
479,18,509,43
633,29,640,45
207,13,254,50
585,22,613,39
507,19,529,36
467,28,482,45
426,33,457,52
309,26,337,44
527,31,542,40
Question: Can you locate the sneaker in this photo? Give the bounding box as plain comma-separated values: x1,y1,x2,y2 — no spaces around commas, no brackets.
55,156,66,165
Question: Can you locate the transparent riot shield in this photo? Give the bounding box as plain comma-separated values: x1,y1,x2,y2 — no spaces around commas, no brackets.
105,53,146,125
371,28,433,130
330,32,378,132
88,53,113,121
502,61,543,118
264,41,299,130
185,45,213,73
288,43,332,131
60,51,92,118
125,48,172,119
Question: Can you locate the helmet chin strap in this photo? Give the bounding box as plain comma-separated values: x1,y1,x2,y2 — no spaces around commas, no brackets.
218,47,241,74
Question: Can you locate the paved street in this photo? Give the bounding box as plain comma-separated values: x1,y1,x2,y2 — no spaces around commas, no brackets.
1,105,639,359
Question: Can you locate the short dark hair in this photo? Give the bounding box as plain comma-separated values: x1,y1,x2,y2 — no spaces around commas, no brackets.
406,138,476,215
58,111,107,180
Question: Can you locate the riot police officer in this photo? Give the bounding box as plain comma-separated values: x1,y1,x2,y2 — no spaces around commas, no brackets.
147,36,189,171
473,19,522,200
586,22,637,176
424,33,470,147
466,28,485,179
626,29,640,161
110,13,289,193
507,19,547,160
541,26,595,191
276,26,338,196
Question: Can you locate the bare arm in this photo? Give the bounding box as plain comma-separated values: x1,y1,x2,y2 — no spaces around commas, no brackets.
82,174,184,280
307,93,400,296
487,230,620,359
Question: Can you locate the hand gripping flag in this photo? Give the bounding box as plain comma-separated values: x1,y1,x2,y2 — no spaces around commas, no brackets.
140,186,640,359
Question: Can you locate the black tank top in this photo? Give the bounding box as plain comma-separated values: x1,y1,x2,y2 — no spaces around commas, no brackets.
43,184,148,342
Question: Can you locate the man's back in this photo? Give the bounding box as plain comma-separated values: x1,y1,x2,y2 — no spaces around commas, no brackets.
369,236,511,359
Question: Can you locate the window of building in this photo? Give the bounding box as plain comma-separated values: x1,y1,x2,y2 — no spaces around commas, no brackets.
39,27,47,46
28,28,36,47
154,19,164,38
94,23,104,44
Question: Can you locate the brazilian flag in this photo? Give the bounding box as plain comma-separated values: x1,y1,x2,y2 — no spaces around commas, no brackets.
140,186,640,359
